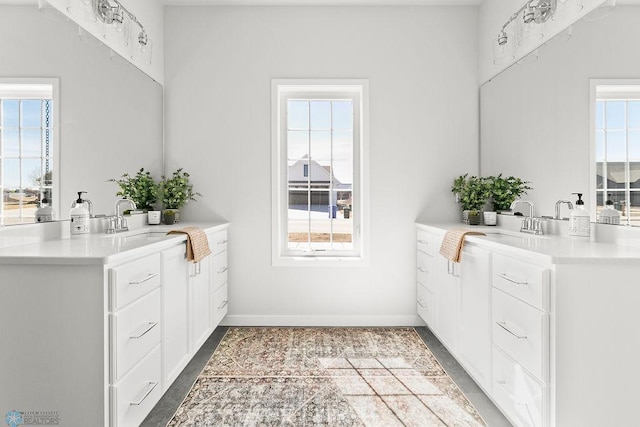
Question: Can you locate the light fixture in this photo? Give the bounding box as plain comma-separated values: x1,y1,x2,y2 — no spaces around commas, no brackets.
93,0,152,65
552,0,583,21
493,0,557,65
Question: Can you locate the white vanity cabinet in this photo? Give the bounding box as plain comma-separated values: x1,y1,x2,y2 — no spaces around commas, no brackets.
0,222,229,426
210,228,229,327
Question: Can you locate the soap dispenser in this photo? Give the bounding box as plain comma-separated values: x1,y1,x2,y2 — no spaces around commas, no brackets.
70,191,90,237
599,193,621,225
35,197,54,223
569,193,591,237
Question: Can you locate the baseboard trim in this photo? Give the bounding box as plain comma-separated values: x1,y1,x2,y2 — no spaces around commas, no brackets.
219,314,426,327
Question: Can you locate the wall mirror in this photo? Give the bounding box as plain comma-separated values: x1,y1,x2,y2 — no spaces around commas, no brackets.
0,5,163,225
480,5,640,225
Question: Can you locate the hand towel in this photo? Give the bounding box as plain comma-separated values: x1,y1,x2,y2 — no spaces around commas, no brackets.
167,227,212,263
439,228,486,263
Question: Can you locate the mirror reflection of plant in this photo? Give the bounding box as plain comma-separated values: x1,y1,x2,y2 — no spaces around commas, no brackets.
108,168,159,211
160,168,201,210
487,174,532,211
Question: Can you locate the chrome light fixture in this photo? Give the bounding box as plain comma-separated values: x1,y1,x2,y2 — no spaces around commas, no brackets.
493,0,557,65
93,0,152,64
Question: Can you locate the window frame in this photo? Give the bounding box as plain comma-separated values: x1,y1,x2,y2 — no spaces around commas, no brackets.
271,79,369,266
0,77,60,225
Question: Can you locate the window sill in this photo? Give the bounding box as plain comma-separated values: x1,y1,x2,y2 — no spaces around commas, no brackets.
273,255,368,268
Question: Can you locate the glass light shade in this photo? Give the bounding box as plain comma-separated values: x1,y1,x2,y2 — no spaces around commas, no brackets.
132,33,153,65
493,31,516,65
583,0,616,21
552,0,583,21
517,14,544,46
104,12,131,49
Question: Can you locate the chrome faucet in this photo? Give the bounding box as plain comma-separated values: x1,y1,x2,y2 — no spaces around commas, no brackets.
554,200,574,220
108,198,137,233
510,199,543,235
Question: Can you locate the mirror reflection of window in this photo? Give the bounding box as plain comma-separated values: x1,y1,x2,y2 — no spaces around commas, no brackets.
594,83,640,226
0,81,57,225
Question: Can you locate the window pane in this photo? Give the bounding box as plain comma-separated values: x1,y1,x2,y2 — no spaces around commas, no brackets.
606,130,626,161
629,101,640,129
606,101,625,129
21,100,42,128
310,101,331,130
2,100,19,127
629,130,640,160
22,158,41,190
596,162,604,189
287,130,308,162
22,129,42,157
595,130,605,162
3,158,20,187
631,162,640,189
2,129,19,157
287,101,308,130
332,101,353,130
595,101,604,130
310,130,331,162
604,162,626,188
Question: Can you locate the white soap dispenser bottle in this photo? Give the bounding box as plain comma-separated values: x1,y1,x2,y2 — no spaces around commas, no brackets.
35,197,54,223
70,191,90,237
599,193,621,225
569,193,591,237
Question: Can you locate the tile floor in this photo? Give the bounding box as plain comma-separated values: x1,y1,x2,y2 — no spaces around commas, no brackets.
142,327,511,426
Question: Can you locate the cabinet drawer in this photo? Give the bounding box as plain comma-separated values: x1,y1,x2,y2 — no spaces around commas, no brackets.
492,346,547,427
416,229,437,256
492,288,547,382
214,282,228,325
110,344,162,427
110,252,161,311
212,252,228,291
417,283,435,327
493,253,549,311
416,250,434,292
111,288,161,382
211,229,228,255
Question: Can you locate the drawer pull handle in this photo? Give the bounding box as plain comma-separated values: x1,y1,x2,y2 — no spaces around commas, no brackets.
417,299,427,309
496,321,527,339
129,273,158,285
130,322,158,339
130,381,158,406
218,300,229,310
417,266,428,273
496,381,537,425
497,273,528,285
218,266,228,274
217,239,228,245
417,240,428,245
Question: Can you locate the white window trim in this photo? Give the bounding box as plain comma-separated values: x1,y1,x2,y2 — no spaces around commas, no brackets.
271,79,369,267
590,78,640,223
0,77,60,224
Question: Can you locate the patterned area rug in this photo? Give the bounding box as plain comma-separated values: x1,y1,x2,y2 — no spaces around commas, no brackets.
168,327,485,426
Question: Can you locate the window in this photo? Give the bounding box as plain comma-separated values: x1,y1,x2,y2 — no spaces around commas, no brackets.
592,81,640,226
0,79,58,225
272,80,368,263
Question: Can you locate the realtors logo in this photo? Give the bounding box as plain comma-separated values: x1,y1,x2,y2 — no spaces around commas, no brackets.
5,411,59,426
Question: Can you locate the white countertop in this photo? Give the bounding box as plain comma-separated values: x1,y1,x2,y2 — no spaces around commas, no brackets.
417,221,640,265
0,221,229,266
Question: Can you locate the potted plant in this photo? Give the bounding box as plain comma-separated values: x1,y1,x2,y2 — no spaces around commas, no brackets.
108,168,159,213
452,175,490,225
488,174,532,212
160,168,201,223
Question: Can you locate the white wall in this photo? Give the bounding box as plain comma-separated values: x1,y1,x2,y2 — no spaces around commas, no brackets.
165,6,479,325
480,7,640,218
0,6,163,217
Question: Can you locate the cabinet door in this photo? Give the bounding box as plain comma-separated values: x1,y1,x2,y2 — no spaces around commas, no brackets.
161,245,189,392
189,259,211,354
434,247,460,354
458,245,491,390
